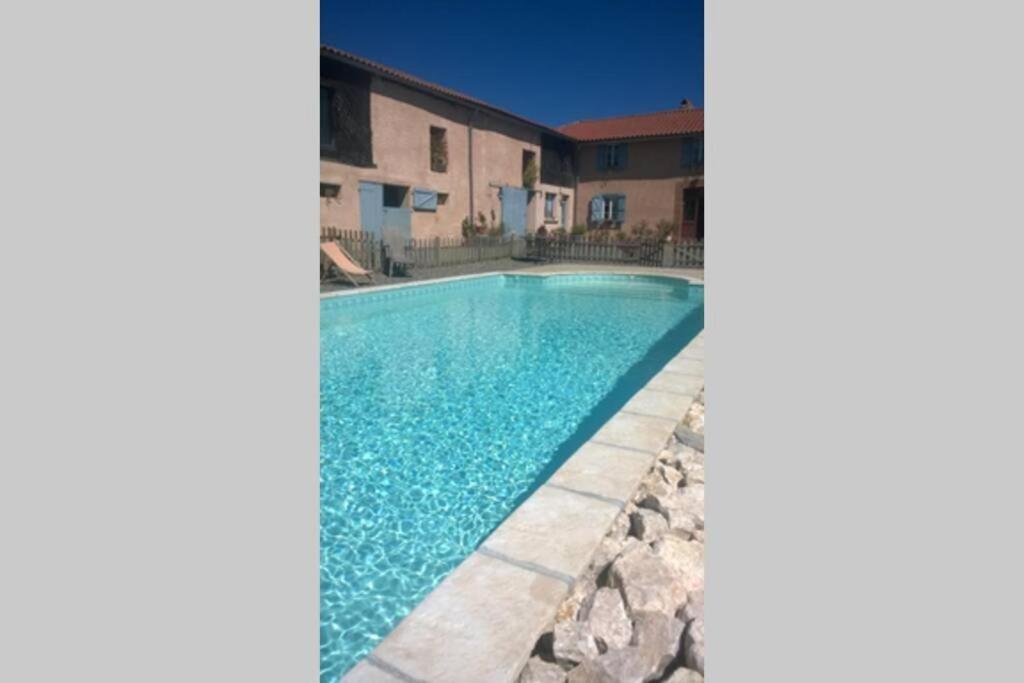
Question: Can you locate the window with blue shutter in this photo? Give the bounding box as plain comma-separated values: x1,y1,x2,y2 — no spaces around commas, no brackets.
590,196,604,222
612,195,626,223
596,145,608,171
412,189,438,211
616,144,628,170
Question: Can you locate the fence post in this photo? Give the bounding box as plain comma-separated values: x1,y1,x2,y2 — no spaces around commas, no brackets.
662,242,673,268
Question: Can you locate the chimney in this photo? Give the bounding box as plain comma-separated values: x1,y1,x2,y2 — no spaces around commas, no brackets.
680,99,693,110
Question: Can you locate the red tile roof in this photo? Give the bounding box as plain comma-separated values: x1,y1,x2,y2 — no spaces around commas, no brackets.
321,45,572,139
558,108,704,142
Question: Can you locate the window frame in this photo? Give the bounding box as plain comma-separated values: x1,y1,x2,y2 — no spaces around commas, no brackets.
429,126,448,173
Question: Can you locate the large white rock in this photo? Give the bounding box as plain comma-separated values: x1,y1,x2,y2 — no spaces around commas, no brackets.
653,535,704,594
630,509,668,543
681,589,704,624
684,616,705,674
519,656,569,683
565,647,650,683
664,668,704,683
608,543,688,615
632,611,686,680
582,588,633,652
553,619,600,668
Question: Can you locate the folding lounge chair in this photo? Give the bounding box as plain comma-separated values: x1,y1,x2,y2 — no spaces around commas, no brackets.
320,241,375,287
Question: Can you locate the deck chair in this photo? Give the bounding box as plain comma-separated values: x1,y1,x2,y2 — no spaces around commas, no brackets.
320,241,375,287
382,233,414,277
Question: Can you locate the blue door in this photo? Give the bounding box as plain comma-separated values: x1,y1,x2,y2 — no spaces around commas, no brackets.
501,186,528,236
382,206,411,242
358,181,384,237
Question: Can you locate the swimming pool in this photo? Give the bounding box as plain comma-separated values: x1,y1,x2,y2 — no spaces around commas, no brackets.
320,273,704,682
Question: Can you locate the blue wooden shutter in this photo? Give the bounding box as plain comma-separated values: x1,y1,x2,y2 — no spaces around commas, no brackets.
590,196,604,221
617,144,628,170
412,189,438,211
613,195,626,222
596,145,608,170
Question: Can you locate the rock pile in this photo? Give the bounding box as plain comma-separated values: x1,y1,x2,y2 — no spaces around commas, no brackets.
519,390,706,683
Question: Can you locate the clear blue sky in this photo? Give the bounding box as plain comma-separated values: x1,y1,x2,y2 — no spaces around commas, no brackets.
321,0,703,129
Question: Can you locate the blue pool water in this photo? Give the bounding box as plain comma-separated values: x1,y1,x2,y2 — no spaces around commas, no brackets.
320,274,704,681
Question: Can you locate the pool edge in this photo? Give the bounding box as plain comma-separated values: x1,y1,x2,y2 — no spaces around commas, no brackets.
320,268,704,302
336,281,704,683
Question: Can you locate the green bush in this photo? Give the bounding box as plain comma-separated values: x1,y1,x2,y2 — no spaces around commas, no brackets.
570,224,587,236
522,157,538,189
655,219,676,241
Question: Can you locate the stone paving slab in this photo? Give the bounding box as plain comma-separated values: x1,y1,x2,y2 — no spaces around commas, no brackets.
621,387,697,422
663,357,704,376
591,411,679,455
481,485,624,580
547,441,656,504
358,552,567,683
342,659,411,683
645,371,704,397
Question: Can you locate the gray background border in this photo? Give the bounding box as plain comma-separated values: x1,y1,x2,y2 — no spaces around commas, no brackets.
2,0,1023,681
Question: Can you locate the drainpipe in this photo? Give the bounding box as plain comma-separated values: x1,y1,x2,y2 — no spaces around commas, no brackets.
468,109,477,231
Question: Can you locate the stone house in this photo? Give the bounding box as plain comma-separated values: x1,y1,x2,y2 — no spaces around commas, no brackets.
321,46,704,243
560,105,704,241
320,46,576,241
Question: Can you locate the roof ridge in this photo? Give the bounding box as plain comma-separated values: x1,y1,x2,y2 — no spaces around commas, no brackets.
559,106,703,128
321,45,572,139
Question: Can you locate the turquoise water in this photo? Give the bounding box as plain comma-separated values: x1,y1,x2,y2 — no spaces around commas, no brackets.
320,274,704,682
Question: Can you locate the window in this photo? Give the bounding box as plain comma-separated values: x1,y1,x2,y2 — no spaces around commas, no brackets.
412,189,438,212
681,136,704,169
590,194,626,225
383,184,407,208
544,193,556,220
596,143,628,171
320,86,335,149
430,126,448,173
320,183,340,199
437,192,449,205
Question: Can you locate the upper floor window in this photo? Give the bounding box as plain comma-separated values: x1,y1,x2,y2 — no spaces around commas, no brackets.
681,136,704,169
320,86,335,149
596,143,628,171
430,126,448,173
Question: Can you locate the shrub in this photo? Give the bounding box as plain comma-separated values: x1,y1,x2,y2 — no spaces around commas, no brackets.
655,219,676,241
570,224,587,236
461,216,475,238
522,157,538,189
630,220,652,240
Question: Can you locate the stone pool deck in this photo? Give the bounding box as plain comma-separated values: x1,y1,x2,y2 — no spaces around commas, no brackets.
340,280,704,683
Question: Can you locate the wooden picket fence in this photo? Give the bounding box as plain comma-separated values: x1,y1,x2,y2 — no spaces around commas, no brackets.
525,236,704,268
670,240,705,268
320,227,703,274
404,236,517,268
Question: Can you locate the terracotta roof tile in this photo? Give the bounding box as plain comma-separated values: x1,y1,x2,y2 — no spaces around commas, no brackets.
558,108,704,142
